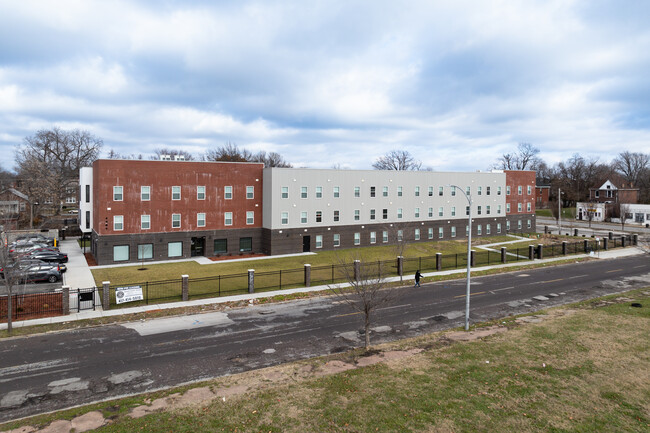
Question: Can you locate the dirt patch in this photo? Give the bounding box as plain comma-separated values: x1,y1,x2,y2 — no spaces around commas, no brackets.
444,325,509,342
83,253,97,267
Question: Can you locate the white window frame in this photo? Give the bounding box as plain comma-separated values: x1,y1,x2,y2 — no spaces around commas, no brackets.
316,235,323,248
438,227,444,238
113,215,123,231
382,231,388,243
197,186,206,200
224,212,233,226
333,186,340,198
354,209,360,221
224,186,233,200
316,186,323,198
246,211,254,225
113,186,123,201
141,186,150,201
414,228,420,240
383,186,388,197
301,186,308,199
354,232,360,245
333,234,340,247
451,226,456,237
281,186,289,199
172,213,181,228
197,212,206,227
141,214,150,230
281,212,288,225
246,186,254,199
438,206,444,217
451,206,456,217
428,227,433,239
300,211,307,224
172,186,181,201
370,231,376,244
397,208,403,219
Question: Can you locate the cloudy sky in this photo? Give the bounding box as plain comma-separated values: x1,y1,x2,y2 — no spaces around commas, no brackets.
1,0,649,172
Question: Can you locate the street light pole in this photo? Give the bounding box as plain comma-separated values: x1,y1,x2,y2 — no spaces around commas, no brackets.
558,188,561,235
449,184,472,331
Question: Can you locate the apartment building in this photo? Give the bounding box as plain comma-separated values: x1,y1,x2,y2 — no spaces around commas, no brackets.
81,161,537,264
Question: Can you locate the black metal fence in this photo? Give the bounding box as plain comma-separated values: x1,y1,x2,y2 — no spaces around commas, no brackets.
0,292,64,322
102,236,633,309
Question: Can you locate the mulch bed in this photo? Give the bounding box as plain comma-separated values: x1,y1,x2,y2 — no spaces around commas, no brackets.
84,253,98,266
208,253,268,262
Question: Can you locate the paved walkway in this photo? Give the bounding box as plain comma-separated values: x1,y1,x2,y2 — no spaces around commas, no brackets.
2,247,643,331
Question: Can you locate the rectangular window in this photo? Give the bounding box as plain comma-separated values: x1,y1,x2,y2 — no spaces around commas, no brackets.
428,207,433,218
397,186,403,197
438,207,444,217
214,239,227,254
518,203,522,212
506,186,511,195
414,229,420,240
527,219,532,228
354,232,360,245
141,215,150,230
497,186,502,195
506,220,511,230
382,209,388,219
527,186,532,195
113,245,129,262
415,207,420,218
383,186,388,197
497,223,501,233
334,210,340,222
428,227,434,239
518,220,522,229
466,186,470,196
439,186,444,196
66,196,76,204
168,241,182,257
428,186,434,197
246,186,254,199
246,211,254,225
518,186,522,195
439,227,444,238
451,226,456,237
333,186,340,198
354,186,360,197
354,209,360,221
382,231,388,243
497,205,502,214
415,186,420,196
113,186,123,201
224,212,233,225
301,211,307,224
85,185,90,203
281,186,289,199
172,186,181,200
486,224,491,235
486,205,491,215
239,237,252,252
478,186,482,196
281,212,288,225
451,187,456,197
172,213,181,228
370,186,376,197
486,186,491,195
397,208,403,219
225,186,232,199
397,230,403,241
477,206,482,215
301,187,308,198
466,206,470,216
316,235,323,248
370,231,376,244
114,215,123,231
466,225,469,236
333,234,340,247
527,202,532,212
506,203,511,213
370,209,376,220
316,186,323,198
85,211,90,229
451,206,456,217
197,213,206,227
138,244,153,260
595,190,600,198
316,211,322,222
197,186,206,200
477,224,482,235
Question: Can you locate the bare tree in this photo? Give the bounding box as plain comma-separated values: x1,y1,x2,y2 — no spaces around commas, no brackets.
493,143,542,171
328,255,398,350
611,202,631,231
372,150,422,171
613,151,649,187
0,169,15,189
203,143,253,162
106,149,143,160
250,151,292,168
150,148,194,161
585,201,597,228
15,127,102,214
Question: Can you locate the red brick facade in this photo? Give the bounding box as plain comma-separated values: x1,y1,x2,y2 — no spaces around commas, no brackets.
504,170,536,230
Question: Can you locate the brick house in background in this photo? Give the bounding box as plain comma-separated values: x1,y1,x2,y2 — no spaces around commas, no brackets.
504,170,537,232
0,188,31,230
535,184,550,209
589,180,639,204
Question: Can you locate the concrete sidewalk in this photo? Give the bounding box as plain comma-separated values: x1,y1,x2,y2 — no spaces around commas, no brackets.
2,247,643,331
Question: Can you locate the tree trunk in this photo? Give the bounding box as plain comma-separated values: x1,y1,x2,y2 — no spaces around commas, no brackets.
364,314,370,350
7,293,12,335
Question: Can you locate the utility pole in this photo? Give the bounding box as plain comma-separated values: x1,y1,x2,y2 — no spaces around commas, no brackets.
558,188,561,235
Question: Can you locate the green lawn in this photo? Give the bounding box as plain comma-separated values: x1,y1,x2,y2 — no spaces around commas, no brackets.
536,208,576,219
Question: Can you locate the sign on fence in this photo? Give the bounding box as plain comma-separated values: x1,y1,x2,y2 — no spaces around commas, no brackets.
115,286,144,304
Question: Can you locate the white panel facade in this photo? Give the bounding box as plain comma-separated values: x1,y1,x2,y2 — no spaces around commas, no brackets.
263,168,506,230
79,166,93,233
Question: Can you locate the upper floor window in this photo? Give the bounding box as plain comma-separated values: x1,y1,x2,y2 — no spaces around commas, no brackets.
224,186,232,199
497,186,502,195
486,205,491,215
354,209,360,221
518,186,523,195
415,207,420,218
334,210,340,222
354,186,360,197
141,186,150,201
518,203,522,212
300,211,307,224
333,186,340,198
246,186,254,199
428,186,433,197
397,208,403,219
595,190,600,198
301,187,308,198
527,202,532,212
477,205,482,215
246,211,254,225
383,208,388,219
451,206,456,216
281,186,289,199
370,186,376,197
438,186,444,196
113,186,123,201
486,186,491,195
197,212,206,227
415,186,420,197
224,212,233,226
428,207,433,218
466,186,470,196
506,186,511,195
316,211,322,223
281,212,288,225
438,206,444,217
172,213,181,228
451,187,456,196
172,186,181,200
477,186,482,196
527,186,532,195
197,186,206,200
370,209,376,220
316,186,323,198
383,186,388,197
141,215,150,230
397,186,403,197
114,215,123,230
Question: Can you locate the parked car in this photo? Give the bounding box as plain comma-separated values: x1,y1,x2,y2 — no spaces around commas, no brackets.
26,250,68,264
13,234,55,246
1,260,63,282
16,264,62,283
9,242,50,255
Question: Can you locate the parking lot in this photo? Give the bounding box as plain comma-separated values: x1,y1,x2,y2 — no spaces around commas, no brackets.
1,279,63,295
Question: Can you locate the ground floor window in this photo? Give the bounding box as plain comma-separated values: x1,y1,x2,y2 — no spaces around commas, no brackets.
477,225,482,235
333,234,340,247
414,228,420,240
370,232,376,244
527,219,531,228
239,237,252,252
214,238,227,254
397,230,403,242
113,245,129,262
428,227,433,239
438,227,443,238
316,235,323,248
382,231,388,243
168,241,182,257
138,244,153,260
354,233,360,245
517,220,522,229
497,223,501,233
486,224,491,235
451,226,456,237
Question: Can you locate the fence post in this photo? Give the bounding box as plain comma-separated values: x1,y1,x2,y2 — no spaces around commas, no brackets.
62,286,70,315
621,236,627,247
102,281,110,311
501,247,507,264
562,241,567,255
470,250,475,267
354,260,361,283
397,256,403,279
436,253,442,271
528,245,534,260
248,269,255,294
583,239,589,253
608,231,613,240
181,275,189,301
544,225,548,234
537,244,544,260
304,264,311,287
603,238,608,250
574,229,579,236
633,234,638,246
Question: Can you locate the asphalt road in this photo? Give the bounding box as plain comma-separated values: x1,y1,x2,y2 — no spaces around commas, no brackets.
1,254,649,422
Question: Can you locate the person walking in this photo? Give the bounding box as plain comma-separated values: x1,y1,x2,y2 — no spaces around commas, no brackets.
414,270,422,287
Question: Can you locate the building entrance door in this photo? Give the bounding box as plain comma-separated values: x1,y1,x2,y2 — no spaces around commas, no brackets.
191,237,205,256
302,235,311,253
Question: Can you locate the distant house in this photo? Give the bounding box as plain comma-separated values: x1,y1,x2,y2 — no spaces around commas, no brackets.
576,202,607,223
589,180,639,204
535,185,550,209
0,188,31,230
